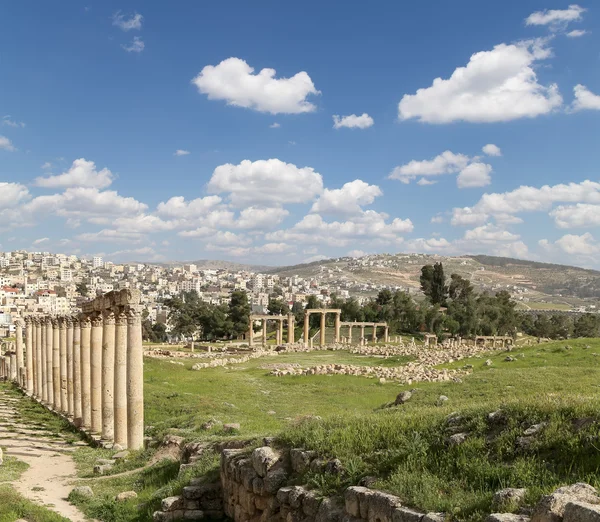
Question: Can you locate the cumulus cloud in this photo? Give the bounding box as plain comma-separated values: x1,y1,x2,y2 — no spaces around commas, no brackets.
482,144,502,156
2,116,25,128
192,57,320,114
571,84,600,112
554,233,599,255
451,180,600,226
398,40,562,123
456,162,492,188
113,11,143,31
35,158,114,189
32,237,49,245
310,180,382,216
550,203,600,228
0,182,29,209
463,224,520,243
122,37,144,53
157,195,223,219
235,206,289,229
269,123,281,128
174,149,190,156
525,5,585,27
566,29,587,38
208,159,323,206
0,136,16,151
332,113,374,129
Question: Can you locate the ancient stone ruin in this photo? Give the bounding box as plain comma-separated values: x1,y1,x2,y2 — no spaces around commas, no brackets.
0,289,144,450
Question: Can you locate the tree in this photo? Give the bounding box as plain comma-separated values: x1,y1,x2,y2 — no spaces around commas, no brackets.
76,282,88,296
228,290,251,338
420,263,448,306
268,298,289,316
305,295,321,329
573,314,600,338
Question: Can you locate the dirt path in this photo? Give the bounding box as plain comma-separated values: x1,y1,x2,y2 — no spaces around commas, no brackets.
0,389,88,521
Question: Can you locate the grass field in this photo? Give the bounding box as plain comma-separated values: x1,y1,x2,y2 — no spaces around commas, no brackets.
4,338,600,522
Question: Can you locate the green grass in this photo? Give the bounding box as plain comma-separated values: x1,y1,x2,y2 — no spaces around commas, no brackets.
0,485,70,522
0,455,29,483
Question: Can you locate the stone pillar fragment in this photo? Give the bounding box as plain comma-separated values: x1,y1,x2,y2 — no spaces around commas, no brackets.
348,325,353,344
59,317,68,413
372,324,377,343
73,319,82,426
334,313,341,343
360,325,365,346
90,314,103,433
15,318,24,379
67,317,74,416
114,311,128,448
35,318,42,398
320,312,326,347
303,312,310,348
261,320,267,347
287,313,294,344
80,316,92,430
25,317,33,395
248,318,253,348
9,351,17,382
276,320,283,345
45,318,53,406
101,311,116,441
52,318,61,411
41,319,47,402
126,307,144,450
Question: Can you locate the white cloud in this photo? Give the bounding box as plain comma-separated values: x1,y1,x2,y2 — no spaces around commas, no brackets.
525,5,585,27
463,224,520,243
332,113,374,129
457,162,492,188
235,206,289,229
430,214,444,224
208,159,323,206
347,250,368,258
405,237,452,252
41,162,52,170
113,12,143,31
417,178,437,186
0,136,16,151
550,203,600,229
0,183,29,209
254,242,294,255
269,123,281,128
398,40,561,123
571,84,600,112
157,195,223,219
76,229,144,243
2,116,25,128
310,180,382,216
174,149,190,156
482,144,502,156
555,233,599,255
566,29,587,38
35,158,114,189
32,237,49,245
451,180,600,227
122,37,144,53
389,151,470,183
191,57,319,114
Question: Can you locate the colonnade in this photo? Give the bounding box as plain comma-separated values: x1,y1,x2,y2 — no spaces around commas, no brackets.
248,314,295,347
303,309,342,347
475,335,514,348
339,321,389,345
1,289,144,450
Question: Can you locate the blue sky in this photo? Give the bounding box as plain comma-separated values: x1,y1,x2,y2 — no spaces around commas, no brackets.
1,2,600,267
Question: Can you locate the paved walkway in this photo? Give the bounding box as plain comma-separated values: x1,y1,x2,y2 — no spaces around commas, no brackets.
0,388,88,521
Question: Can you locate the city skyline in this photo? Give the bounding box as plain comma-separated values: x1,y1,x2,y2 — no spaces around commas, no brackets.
1,3,600,267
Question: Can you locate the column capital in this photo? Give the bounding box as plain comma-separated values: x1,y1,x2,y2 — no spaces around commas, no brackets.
91,313,103,328
126,306,143,326
14,317,25,328
80,315,92,329
51,316,60,328
103,310,116,325
58,316,67,329
115,310,128,326
64,315,74,327
24,316,32,326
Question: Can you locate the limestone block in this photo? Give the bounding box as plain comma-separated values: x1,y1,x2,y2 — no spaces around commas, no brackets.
162,496,184,512
264,468,288,494
277,486,295,505
492,489,528,511
255,495,270,511
71,486,94,498
253,477,265,496
290,448,316,474
242,464,259,490
344,487,363,518
422,514,446,522
368,492,403,522
94,463,113,475
315,498,344,522
199,497,222,512
184,500,200,510
252,447,280,478
303,490,321,517
564,501,600,522
532,484,599,522
288,486,306,509
485,515,530,522
116,491,138,502
392,506,425,522
153,512,173,522
183,511,205,520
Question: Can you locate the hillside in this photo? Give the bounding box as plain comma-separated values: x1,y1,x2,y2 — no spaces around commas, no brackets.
269,253,600,308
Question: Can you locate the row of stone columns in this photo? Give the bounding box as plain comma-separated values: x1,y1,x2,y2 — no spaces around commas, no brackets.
6,289,145,450
248,314,295,348
303,309,342,347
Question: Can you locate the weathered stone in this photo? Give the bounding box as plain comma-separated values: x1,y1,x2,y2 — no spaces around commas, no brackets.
563,501,600,522
70,485,94,498
93,463,113,475
290,448,316,473
264,467,288,494
277,486,295,504
422,513,446,522
113,450,130,460
392,506,425,522
395,391,412,405
369,491,403,521
447,432,469,446
182,510,205,520
115,491,138,502
303,490,321,516
486,515,530,522
345,487,363,517
437,395,448,405
153,511,173,522
252,446,280,478
326,458,343,474
316,497,344,522
492,488,528,511
532,483,599,522
184,500,200,510
223,423,240,433
162,496,183,512
524,423,546,436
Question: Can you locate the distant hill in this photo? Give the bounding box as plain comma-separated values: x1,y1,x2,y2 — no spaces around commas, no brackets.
151,259,271,272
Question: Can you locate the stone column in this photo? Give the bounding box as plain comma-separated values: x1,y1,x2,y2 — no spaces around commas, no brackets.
73,318,82,426
287,313,294,344
372,325,377,343
101,310,116,441
127,307,144,451
248,318,254,348
360,325,365,346
9,351,17,382
80,316,92,430
261,320,267,347
303,312,310,348
384,327,389,343
114,311,128,448
15,318,24,379
320,312,326,347
35,318,43,398
90,313,103,433
348,325,353,344
59,317,68,413
45,317,53,406
334,313,341,343
66,317,75,416
276,320,283,345
41,319,48,402
25,317,33,395
52,318,61,411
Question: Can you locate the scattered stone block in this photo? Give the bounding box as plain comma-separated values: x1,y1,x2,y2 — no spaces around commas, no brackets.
223,423,240,433
115,491,138,502
493,488,528,511
252,446,279,477
395,391,412,405
486,514,530,522
70,486,94,498
563,501,600,522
